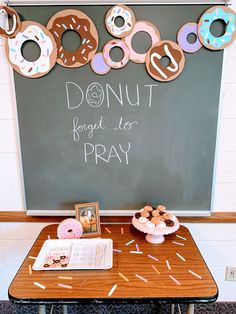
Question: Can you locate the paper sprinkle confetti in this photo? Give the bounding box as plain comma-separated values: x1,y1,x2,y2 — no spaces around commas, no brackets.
58,283,72,289
29,256,37,260
28,265,32,275
126,239,135,246
113,249,122,253
108,284,117,296
104,227,111,234
176,234,187,241
166,259,171,270
118,272,129,282
47,235,51,240
130,251,143,254
152,265,160,275
172,241,185,246
121,227,124,235
188,270,202,279
34,282,46,289
58,276,73,280
136,243,140,251
169,275,181,286
135,274,148,283
176,253,186,262
147,254,159,262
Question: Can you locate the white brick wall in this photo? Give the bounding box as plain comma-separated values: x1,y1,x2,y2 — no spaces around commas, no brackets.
0,13,24,211
0,2,236,302
212,0,236,211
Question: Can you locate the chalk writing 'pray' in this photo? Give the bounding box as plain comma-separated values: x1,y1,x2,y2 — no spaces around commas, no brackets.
84,142,131,165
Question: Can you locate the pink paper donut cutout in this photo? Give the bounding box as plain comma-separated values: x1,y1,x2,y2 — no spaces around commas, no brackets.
123,21,161,64
177,22,202,53
57,218,83,239
103,39,130,69
90,52,111,75
105,4,136,38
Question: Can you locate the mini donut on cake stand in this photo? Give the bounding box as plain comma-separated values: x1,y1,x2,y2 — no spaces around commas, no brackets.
132,205,180,244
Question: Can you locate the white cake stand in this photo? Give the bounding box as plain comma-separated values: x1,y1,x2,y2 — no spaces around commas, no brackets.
132,216,180,244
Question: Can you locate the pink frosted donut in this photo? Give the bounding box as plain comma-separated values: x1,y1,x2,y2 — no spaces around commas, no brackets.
57,218,83,239
103,39,130,69
123,21,161,64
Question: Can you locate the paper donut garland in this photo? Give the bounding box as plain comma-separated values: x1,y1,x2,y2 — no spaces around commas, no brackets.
90,52,111,75
6,21,57,79
47,9,99,68
146,40,185,82
123,20,161,64
177,22,202,53
198,6,236,50
1,4,236,80
0,5,21,38
103,39,130,69
105,4,136,38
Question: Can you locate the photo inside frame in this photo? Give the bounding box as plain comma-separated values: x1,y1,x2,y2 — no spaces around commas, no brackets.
80,206,98,233
75,202,101,237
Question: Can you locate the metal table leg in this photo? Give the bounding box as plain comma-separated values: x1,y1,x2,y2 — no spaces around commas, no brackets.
186,304,194,314
63,305,68,314
38,305,46,314
171,304,175,314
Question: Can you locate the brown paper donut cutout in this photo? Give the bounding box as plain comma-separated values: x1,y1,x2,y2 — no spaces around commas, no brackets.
105,4,136,38
0,6,21,38
47,9,99,68
5,21,57,79
146,40,185,82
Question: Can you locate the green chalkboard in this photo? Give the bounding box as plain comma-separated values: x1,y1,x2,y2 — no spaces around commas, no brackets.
13,5,223,212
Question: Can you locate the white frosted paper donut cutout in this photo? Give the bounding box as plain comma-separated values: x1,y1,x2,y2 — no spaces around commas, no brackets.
105,4,136,38
6,21,57,78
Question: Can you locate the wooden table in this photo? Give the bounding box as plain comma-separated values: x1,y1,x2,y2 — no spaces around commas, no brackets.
8,224,218,314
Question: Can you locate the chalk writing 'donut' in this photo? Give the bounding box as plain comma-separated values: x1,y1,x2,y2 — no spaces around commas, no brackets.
66,82,158,109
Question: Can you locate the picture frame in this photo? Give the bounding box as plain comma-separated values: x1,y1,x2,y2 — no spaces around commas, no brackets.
75,202,101,238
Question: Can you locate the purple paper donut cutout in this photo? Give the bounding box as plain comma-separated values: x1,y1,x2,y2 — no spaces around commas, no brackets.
177,22,202,53
91,52,111,75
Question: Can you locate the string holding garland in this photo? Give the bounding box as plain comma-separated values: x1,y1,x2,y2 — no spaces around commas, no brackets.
0,4,236,81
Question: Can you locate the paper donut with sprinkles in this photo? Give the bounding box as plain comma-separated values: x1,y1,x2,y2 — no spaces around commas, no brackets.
2,4,236,80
